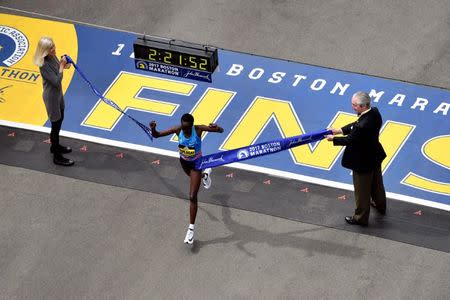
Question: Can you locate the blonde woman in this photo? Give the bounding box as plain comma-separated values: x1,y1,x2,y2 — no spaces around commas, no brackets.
34,37,74,166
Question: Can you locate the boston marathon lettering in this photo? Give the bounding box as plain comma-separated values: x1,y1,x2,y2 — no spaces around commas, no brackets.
249,142,281,156
226,64,449,116
147,62,180,76
0,67,40,83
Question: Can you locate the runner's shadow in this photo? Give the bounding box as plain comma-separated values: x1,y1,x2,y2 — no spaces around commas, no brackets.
192,196,365,258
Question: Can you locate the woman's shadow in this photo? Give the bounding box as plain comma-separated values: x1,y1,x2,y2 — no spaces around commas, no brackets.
191,194,365,259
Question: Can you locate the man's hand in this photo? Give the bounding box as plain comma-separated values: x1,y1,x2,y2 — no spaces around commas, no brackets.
327,127,343,135
325,134,334,141
149,121,156,130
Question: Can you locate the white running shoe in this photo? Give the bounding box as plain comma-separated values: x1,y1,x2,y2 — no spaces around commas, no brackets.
184,228,194,244
202,168,212,189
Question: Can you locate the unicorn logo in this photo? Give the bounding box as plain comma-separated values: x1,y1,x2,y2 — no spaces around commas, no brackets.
237,149,249,160
136,60,147,69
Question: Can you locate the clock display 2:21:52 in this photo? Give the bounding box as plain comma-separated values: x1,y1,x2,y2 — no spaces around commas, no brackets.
147,48,210,71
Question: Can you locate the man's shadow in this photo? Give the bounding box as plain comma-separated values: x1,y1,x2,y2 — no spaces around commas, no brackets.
191,194,365,258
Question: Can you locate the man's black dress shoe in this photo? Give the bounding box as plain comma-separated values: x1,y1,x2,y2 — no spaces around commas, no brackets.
53,156,74,166
345,216,368,226
50,145,72,154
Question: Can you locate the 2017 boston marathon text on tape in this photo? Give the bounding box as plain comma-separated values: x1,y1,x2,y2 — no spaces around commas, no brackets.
225,64,449,116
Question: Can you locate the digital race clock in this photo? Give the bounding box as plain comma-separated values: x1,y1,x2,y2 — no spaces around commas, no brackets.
133,36,219,82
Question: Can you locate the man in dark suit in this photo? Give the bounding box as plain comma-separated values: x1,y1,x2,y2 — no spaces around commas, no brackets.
326,91,387,226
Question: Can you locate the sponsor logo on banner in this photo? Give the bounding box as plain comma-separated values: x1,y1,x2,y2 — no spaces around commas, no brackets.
198,155,225,169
